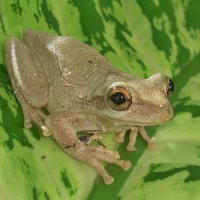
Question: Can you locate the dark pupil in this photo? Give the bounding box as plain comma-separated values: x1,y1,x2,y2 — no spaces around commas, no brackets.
110,92,127,105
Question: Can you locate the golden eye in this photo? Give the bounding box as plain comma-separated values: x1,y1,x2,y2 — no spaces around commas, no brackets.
166,77,174,97
107,86,132,111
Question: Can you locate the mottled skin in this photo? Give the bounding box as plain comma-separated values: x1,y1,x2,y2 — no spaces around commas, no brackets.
5,30,174,184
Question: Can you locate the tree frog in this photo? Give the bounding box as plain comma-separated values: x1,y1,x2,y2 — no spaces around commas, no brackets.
5,29,174,185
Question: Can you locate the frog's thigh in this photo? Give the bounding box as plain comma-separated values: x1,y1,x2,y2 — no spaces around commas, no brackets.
6,37,49,108
45,112,132,185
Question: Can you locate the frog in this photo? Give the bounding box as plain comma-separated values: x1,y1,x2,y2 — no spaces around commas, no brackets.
5,29,174,185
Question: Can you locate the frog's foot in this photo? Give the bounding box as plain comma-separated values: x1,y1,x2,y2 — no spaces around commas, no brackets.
138,127,157,150
115,129,138,151
115,130,126,143
126,128,138,151
26,105,51,136
16,95,51,136
115,127,157,151
68,145,132,185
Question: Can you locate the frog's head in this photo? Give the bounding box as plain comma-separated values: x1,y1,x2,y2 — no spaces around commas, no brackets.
92,73,174,126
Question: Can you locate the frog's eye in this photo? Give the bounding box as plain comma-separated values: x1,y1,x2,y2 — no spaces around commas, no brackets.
166,77,174,97
107,86,132,111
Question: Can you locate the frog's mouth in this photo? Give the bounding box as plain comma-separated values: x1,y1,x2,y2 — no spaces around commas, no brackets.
130,103,174,126
99,101,173,127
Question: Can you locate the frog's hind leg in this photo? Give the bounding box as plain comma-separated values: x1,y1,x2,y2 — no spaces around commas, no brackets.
5,37,50,135
5,37,49,108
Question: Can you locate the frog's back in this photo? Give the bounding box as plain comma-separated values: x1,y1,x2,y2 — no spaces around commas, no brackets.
23,29,119,86
23,29,122,112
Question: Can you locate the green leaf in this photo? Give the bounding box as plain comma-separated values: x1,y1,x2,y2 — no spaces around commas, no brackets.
0,0,200,199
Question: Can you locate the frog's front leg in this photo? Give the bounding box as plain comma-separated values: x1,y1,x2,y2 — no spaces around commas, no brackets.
115,127,157,151
44,112,132,185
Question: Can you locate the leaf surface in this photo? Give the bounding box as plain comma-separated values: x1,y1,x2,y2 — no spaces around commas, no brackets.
0,0,200,199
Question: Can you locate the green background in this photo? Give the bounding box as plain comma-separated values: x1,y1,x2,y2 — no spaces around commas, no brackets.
0,0,200,199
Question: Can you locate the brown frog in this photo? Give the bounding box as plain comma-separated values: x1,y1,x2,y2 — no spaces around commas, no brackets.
5,29,174,184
